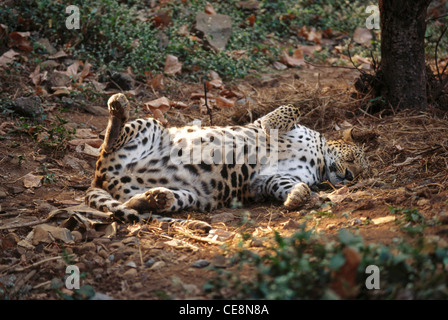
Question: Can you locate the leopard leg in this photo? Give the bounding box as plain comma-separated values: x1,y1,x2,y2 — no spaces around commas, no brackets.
124,187,211,233
103,93,130,153
251,173,311,209
256,104,300,135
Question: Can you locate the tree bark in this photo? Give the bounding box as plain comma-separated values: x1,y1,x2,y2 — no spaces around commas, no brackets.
379,0,432,109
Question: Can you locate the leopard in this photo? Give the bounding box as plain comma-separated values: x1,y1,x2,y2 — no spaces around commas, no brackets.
85,93,369,232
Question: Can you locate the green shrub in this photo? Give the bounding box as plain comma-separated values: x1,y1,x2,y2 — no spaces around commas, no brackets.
205,223,448,299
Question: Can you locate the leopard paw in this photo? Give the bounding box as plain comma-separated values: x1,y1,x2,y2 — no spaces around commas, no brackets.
284,182,311,209
145,187,175,211
107,93,129,121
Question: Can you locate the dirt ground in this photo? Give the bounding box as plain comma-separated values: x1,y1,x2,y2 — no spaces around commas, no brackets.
1,66,448,300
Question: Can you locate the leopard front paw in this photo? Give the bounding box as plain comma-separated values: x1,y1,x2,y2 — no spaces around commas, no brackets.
284,182,311,209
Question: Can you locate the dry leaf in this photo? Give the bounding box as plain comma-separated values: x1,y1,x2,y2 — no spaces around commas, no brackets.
8,31,32,52
353,27,372,46
29,65,48,86
280,49,305,67
0,49,19,68
144,97,171,124
204,2,217,15
79,60,92,82
208,70,221,81
65,60,80,78
330,247,361,298
23,173,42,188
48,50,68,59
206,79,223,90
68,138,103,148
298,26,322,44
297,44,322,57
171,101,189,108
215,96,234,108
272,61,287,70
151,73,165,90
164,54,182,75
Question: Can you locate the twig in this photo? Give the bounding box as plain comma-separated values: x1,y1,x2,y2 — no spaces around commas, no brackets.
0,217,51,230
203,78,213,125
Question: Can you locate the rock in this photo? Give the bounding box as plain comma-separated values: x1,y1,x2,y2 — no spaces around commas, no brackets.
108,72,134,91
282,219,300,230
47,71,71,89
12,97,43,120
82,104,109,116
192,259,210,268
211,212,234,224
40,60,60,70
145,259,155,268
211,254,227,268
0,190,7,199
90,292,114,300
125,261,137,268
150,261,166,270
122,268,137,278
36,38,57,55
195,13,232,51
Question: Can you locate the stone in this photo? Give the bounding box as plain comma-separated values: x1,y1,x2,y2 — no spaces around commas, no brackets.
195,13,232,51
12,97,43,120
47,71,71,89
192,259,210,268
210,212,234,224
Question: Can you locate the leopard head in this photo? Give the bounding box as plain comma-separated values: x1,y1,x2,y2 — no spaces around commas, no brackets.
325,129,369,186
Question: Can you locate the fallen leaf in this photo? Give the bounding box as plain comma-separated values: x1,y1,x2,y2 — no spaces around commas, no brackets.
280,49,305,67
204,2,217,15
48,50,68,59
272,61,287,70
79,60,92,82
8,31,32,52
68,138,103,148
215,96,234,108
164,54,182,75
144,97,171,124
298,26,322,44
29,65,48,87
353,27,372,46
23,173,43,188
208,70,221,81
64,60,80,78
171,101,189,108
0,49,19,68
75,143,100,157
330,247,361,298
151,73,165,90
206,79,223,90
297,44,322,57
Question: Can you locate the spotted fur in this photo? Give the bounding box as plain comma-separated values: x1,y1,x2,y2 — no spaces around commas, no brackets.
85,94,368,230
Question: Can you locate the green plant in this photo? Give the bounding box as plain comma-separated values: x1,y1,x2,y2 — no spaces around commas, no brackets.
205,223,448,299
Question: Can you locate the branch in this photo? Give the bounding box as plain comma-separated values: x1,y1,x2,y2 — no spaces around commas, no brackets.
203,78,213,126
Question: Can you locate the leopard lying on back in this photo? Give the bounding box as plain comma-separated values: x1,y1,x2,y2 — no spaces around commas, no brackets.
85,93,368,230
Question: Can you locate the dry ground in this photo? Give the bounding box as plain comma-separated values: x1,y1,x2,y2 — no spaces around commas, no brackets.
1,66,448,300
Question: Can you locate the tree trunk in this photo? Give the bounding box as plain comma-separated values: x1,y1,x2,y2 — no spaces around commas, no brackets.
379,0,432,109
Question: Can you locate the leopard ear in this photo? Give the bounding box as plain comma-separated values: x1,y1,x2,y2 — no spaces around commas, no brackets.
342,127,355,144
